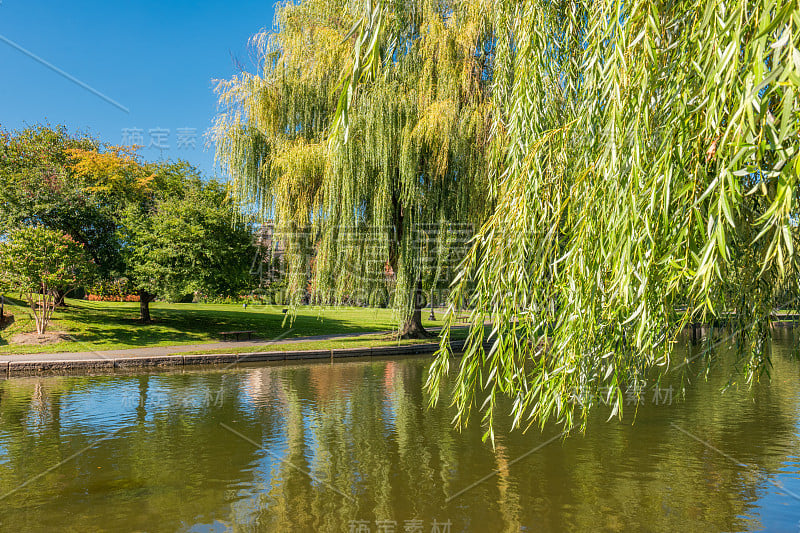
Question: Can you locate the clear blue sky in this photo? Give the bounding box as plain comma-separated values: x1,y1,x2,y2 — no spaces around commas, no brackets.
0,0,277,177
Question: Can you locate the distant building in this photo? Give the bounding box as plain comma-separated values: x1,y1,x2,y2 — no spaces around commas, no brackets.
251,222,286,285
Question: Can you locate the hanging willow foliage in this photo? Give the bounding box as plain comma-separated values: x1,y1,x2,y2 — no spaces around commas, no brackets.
417,0,800,437
214,0,496,335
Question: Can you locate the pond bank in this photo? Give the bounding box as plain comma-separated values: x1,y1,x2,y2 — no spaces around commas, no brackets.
0,338,475,375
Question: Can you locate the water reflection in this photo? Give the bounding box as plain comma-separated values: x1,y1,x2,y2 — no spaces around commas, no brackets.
0,336,798,532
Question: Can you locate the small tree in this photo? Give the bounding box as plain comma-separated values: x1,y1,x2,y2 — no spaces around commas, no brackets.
0,227,91,334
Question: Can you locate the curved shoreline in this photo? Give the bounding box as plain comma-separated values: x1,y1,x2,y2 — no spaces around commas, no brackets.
0,339,476,376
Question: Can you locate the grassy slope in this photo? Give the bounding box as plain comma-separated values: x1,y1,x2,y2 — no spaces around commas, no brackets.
0,298,449,355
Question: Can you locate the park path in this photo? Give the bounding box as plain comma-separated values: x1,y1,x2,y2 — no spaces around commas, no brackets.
0,329,401,363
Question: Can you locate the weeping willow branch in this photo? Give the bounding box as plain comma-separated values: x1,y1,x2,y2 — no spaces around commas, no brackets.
425,0,800,437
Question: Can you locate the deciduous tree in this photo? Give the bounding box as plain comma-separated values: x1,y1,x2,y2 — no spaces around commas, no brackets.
213,0,495,337
0,226,91,334
120,179,254,322
0,125,123,298
424,0,800,435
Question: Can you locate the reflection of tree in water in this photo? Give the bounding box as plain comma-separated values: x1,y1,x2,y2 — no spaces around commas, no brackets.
248,362,395,531
0,342,798,532
492,441,523,532
243,360,464,532
0,372,269,531
495,341,800,532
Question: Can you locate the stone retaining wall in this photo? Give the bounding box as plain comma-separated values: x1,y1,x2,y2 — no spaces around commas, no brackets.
0,339,490,376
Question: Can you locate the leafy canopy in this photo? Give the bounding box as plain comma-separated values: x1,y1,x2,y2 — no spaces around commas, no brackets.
0,125,127,277
120,178,254,303
0,226,91,333
213,0,496,328
220,0,800,433
419,0,800,436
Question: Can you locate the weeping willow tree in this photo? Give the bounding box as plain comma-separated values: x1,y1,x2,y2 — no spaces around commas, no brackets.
214,0,496,336
418,0,800,436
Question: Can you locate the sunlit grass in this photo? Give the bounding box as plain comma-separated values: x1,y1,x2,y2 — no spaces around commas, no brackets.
0,298,449,354
175,328,468,356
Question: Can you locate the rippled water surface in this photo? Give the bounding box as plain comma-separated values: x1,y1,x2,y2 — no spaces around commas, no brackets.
1,333,799,532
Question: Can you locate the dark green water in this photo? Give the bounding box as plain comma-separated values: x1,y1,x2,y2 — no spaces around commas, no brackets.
1,333,799,532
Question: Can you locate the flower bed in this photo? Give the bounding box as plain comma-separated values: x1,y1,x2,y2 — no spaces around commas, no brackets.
86,294,140,302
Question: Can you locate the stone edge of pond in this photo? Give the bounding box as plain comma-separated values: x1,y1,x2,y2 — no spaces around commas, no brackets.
0,339,487,376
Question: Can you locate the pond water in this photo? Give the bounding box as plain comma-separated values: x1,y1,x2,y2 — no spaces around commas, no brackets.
1,333,799,532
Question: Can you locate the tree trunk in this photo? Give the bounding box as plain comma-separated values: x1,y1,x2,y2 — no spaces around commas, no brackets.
389,195,429,339
30,289,55,335
136,376,149,423
399,280,430,339
139,291,153,322
54,289,67,307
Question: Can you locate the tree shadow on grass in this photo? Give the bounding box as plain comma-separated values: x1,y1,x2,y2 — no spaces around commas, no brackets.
1,295,27,306
0,296,26,347
61,303,394,348
0,315,15,339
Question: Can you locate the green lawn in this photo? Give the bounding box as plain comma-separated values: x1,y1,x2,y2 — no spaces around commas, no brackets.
175,329,469,356
0,298,450,354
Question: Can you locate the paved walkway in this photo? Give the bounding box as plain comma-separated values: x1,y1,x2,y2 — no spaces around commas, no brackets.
0,329,403,363
0,326,478,374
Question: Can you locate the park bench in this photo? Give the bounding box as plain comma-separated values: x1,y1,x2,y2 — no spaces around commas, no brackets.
220,330,256,341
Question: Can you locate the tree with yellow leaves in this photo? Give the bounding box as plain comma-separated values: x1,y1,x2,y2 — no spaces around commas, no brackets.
213,0,497,336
